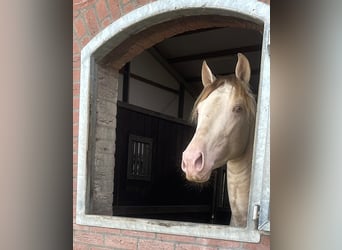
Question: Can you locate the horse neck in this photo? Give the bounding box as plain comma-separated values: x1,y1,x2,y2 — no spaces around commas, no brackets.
226,121,255,227
227,120,255,177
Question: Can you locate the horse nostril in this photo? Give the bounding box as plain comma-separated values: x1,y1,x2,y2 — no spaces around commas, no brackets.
181,158,187,172
182,150,204,174
194,152,204,171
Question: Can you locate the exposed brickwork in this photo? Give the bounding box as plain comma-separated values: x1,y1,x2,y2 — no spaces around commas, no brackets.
175,244,217,250
156,234,197,244
195,238,241,248
107,0,121,20
138,239,175,250
73,225,270,249
105,234,138,249
242,235,270,250
74,18,87,39
95,0,110,21
73,243,89,250
122,229,156,239
102,15,262,69
85,8,100,36
74,230,105,245
73,0,269,249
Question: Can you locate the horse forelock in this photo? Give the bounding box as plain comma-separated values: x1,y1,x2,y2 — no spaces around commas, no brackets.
190,75,256,124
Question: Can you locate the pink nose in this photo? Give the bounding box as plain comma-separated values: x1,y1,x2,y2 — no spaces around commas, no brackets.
181,150,204,175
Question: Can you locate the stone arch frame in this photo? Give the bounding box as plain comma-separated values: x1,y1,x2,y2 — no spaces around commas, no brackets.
76,0,269,242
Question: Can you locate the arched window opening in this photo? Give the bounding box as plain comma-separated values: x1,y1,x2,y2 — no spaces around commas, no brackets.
76,1,269,242
113,25,262,225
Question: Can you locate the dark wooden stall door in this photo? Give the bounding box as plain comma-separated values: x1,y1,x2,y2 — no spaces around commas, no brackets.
113,101,230,224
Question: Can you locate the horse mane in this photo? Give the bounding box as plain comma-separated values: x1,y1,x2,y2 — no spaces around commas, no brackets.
190,75,256,124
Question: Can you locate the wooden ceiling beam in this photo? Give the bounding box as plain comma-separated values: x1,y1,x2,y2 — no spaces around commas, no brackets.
185,68,261,83
148,47,198,98
168,44,261,64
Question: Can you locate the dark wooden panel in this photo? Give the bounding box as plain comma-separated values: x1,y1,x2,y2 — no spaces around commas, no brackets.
167,45,262,63
113,102,230,224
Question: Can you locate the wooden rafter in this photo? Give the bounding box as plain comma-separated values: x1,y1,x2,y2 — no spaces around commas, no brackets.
167,44,261,64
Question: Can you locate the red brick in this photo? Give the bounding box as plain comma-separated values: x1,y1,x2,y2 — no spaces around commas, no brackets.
85,8,100,36
95,0,109,21
73,164,78,176
73,242,88,250
74,230,104,245
261,235,270,245
73,69,80,82
90,247,114,250
73,224,89,231
73,110,79,123
122,2,136,14
74,17,87,38
73,40,80,55
101,17,112,29
73,177,78,190
156,233,196,243
73,96,80,110
136,0,155,6
73,0,96,11
138,239,174,250
73,145,78,157
73,8,80,19
242,235,270,250
122,229,156,239
195,238,241,248
108,1,121,21
73,83,80,96
81,36,91,47
105,234,137,249
90,226,121,235
73,142,78,155
242,242,265,250
176,244,216,250
73,0,95,6
72,154,78,167
73,55,81,69
73,82,80,90
73,124,79,137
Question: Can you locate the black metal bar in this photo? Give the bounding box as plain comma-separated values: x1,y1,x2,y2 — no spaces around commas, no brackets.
122,62,130,103
210,170,218,223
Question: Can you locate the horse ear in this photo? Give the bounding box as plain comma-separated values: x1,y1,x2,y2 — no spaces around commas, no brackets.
201,60,216,87
235,53,251,84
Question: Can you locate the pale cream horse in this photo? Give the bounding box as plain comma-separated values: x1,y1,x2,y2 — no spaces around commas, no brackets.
181,53,256,227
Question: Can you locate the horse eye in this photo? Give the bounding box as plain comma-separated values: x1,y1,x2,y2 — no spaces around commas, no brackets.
233,105,243,113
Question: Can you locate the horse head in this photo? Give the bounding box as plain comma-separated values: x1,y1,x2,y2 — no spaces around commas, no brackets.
181,53,256,183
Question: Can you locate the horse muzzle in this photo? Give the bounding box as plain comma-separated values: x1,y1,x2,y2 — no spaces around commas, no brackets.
181,150,211,183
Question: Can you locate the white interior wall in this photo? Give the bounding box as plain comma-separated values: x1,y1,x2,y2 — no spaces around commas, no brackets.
129,78,179,117
130,51,179,89
117,50,194,119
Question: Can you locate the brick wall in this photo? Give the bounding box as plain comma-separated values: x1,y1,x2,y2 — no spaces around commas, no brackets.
73,225,270,250
73,0,270,249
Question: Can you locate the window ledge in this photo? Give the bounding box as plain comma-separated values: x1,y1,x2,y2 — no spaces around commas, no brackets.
76,213,260,242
